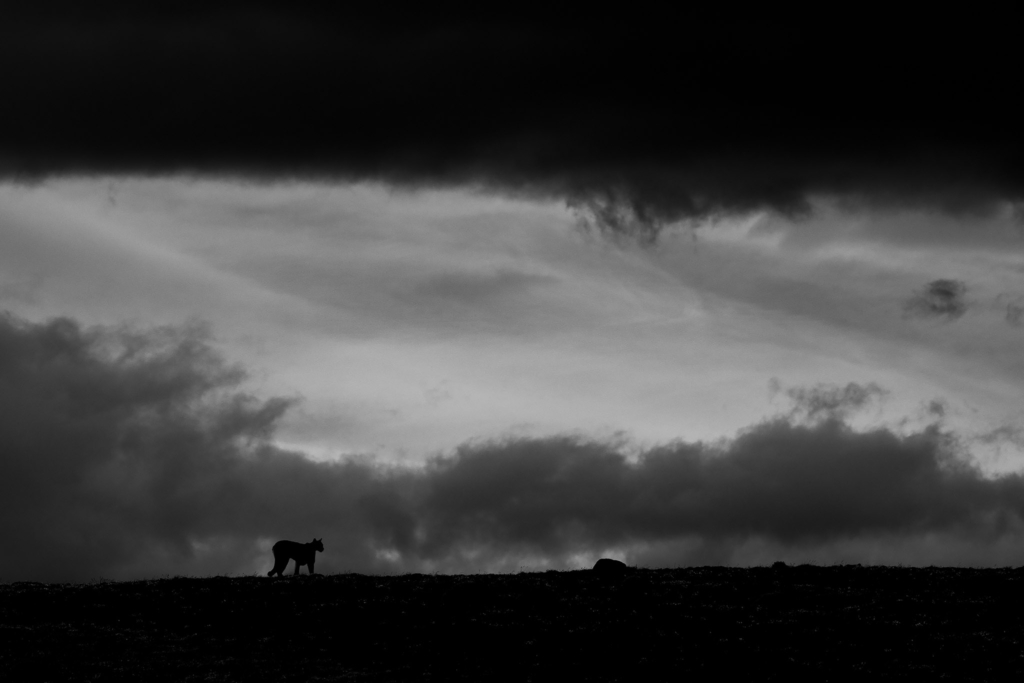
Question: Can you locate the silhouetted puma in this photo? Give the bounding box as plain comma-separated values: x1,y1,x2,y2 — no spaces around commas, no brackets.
268,538,324,576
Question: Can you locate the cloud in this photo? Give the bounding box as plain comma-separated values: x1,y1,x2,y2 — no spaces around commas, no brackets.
976,425,1024,450
927,399,948,419
1007,304,1024,327
995,294,1024,327
2,12,1023,236
774,381,889,423
411,268,558,307
903,280,969,321
413,423,1023,563
4,311,1024,581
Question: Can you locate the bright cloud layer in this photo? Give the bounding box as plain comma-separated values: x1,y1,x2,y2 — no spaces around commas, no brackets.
2,176,1024,580
3,311,1024,582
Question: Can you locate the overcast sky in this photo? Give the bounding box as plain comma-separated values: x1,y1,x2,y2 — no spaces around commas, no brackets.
2,10,1024,580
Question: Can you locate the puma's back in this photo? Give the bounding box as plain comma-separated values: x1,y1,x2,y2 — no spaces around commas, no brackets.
268,538,324,576
273,540,313,563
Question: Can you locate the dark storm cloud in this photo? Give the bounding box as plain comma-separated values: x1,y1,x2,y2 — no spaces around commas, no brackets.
4,311,1024,581
903,280,969,321
3,10,1023,235
414,423,1024,557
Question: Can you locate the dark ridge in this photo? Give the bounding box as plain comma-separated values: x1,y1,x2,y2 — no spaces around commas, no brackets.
4,566,1024,679
592,558,629,575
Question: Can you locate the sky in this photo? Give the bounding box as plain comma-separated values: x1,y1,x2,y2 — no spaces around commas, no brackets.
2,10,1024,580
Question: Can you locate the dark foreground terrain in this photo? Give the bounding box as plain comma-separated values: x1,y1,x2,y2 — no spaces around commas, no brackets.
3,565,1024,681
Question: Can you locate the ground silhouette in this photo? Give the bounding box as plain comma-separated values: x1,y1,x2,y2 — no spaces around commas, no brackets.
592,558,630,575
3,566,1024,680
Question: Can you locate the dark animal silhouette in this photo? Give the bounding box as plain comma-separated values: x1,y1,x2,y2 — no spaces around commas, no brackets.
268,538,324,576
592,558,629,575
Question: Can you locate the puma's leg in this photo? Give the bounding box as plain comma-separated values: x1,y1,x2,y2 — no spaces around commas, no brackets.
269,552,287,576
309,561,315,574
294,560,301,576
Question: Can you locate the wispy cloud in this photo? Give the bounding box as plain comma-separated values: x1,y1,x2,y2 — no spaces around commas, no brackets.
976,425,1024,450
995,293,1024,327
1007,304,1024,327
903,279,969,321
771,380,889,423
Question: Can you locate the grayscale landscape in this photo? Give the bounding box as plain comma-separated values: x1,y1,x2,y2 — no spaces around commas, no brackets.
2,8,1023,680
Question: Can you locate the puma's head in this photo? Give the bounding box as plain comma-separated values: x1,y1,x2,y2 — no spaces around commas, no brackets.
312,538,324,553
